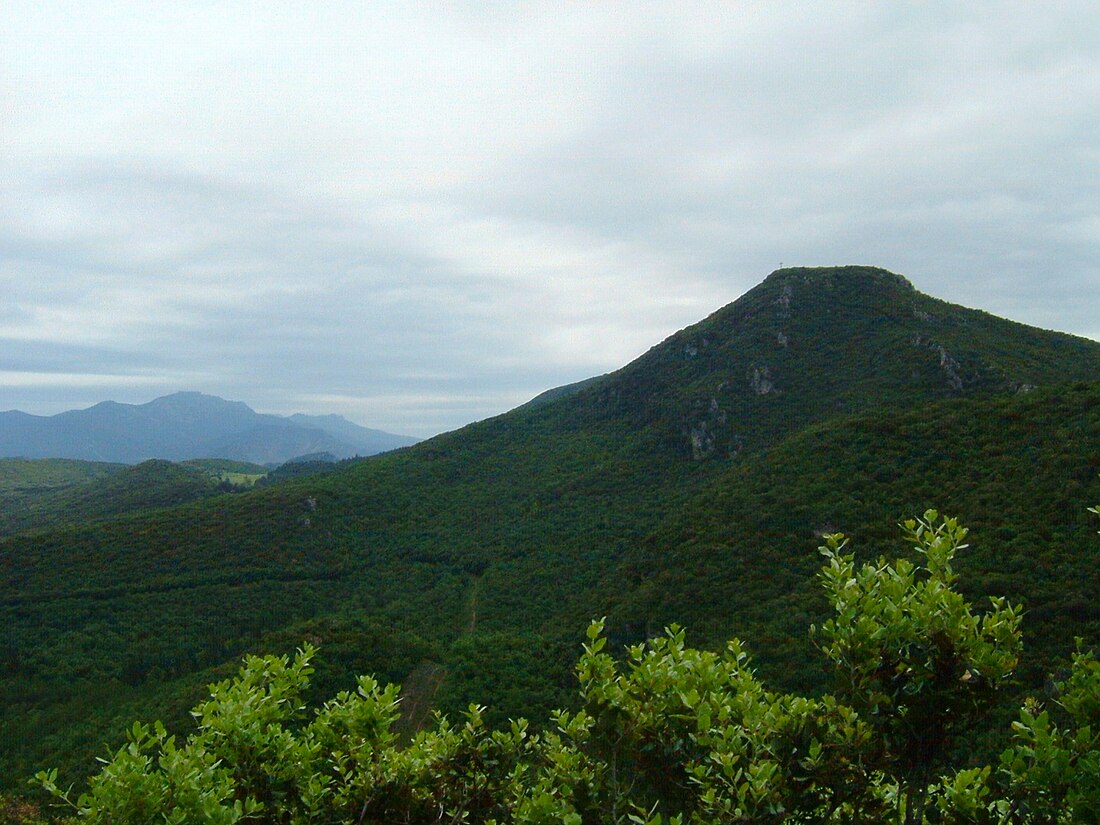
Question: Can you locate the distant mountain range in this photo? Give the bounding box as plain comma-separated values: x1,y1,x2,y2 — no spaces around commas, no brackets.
0,392,419,464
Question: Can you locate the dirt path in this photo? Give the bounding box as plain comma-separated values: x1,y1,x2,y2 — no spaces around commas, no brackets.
466,574,481,634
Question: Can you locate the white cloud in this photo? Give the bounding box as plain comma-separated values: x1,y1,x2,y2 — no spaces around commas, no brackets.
0,370,174,389
1,2,1098,436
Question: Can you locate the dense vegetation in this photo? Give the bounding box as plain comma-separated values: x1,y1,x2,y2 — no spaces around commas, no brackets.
0,458,272,537
3,268,1099,813
0,459,125,535
28,512,1100,823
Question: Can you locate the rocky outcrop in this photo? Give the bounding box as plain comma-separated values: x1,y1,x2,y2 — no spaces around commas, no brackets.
750,365,777,395
911,335,964,391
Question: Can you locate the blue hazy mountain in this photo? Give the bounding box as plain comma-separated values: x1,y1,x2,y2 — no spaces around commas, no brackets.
0,392,419,464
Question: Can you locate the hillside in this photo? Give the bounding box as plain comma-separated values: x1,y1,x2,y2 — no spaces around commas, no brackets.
0,458,127,535
0,392,419,464
0,459,258,537
2,266,1099,790
0,457,352,537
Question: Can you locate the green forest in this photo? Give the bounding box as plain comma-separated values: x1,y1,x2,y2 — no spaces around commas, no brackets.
22,511,1100,823
3,268,1100,822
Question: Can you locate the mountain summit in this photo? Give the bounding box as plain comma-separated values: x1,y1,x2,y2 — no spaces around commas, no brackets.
533,265,1100,460
0,392,418,464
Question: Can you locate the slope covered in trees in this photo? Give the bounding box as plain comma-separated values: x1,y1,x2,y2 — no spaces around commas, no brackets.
0,459,126,534
33,513,1100,824
2,267,1100,798
0,458,277,537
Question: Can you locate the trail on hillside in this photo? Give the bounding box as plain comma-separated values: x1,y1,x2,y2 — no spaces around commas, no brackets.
466,574,481,634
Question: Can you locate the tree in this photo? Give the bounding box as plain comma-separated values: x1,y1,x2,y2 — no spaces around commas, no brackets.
991,500,1100,824
813,512,1022,825
574,621,882,823
995,646,1100,823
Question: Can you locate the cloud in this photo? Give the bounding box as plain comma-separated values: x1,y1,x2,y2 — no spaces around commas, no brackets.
1,3,1098,435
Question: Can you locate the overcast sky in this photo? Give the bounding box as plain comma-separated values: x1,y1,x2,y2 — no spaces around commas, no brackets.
2,3,1098,437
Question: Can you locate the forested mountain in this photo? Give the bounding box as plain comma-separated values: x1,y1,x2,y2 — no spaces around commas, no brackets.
3,266,1099,795
0,391,419,464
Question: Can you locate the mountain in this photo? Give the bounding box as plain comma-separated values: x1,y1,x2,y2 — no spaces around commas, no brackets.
536,265,1099,461
3,266,1100,789
0,392,419,464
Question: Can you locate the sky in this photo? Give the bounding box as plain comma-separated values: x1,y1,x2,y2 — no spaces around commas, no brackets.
2,3,1099,438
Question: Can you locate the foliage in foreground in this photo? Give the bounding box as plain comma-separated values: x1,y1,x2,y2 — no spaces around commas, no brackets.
36,512,1100,824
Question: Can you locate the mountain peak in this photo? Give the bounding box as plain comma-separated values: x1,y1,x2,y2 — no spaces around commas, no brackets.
762,264,916,293
552,265,1100,462
145,392,254,413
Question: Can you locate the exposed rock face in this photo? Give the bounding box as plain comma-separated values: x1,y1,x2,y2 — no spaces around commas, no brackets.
682,337,709,359
911,335,964,390
750,365,776,395
937,346,964,390
775,284,793,314
687,394,730,460
774,285,793,348
689,422,715,460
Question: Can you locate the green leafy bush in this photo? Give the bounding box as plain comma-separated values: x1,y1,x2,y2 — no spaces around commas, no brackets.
814,513,1022,824
36,513,1100,824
